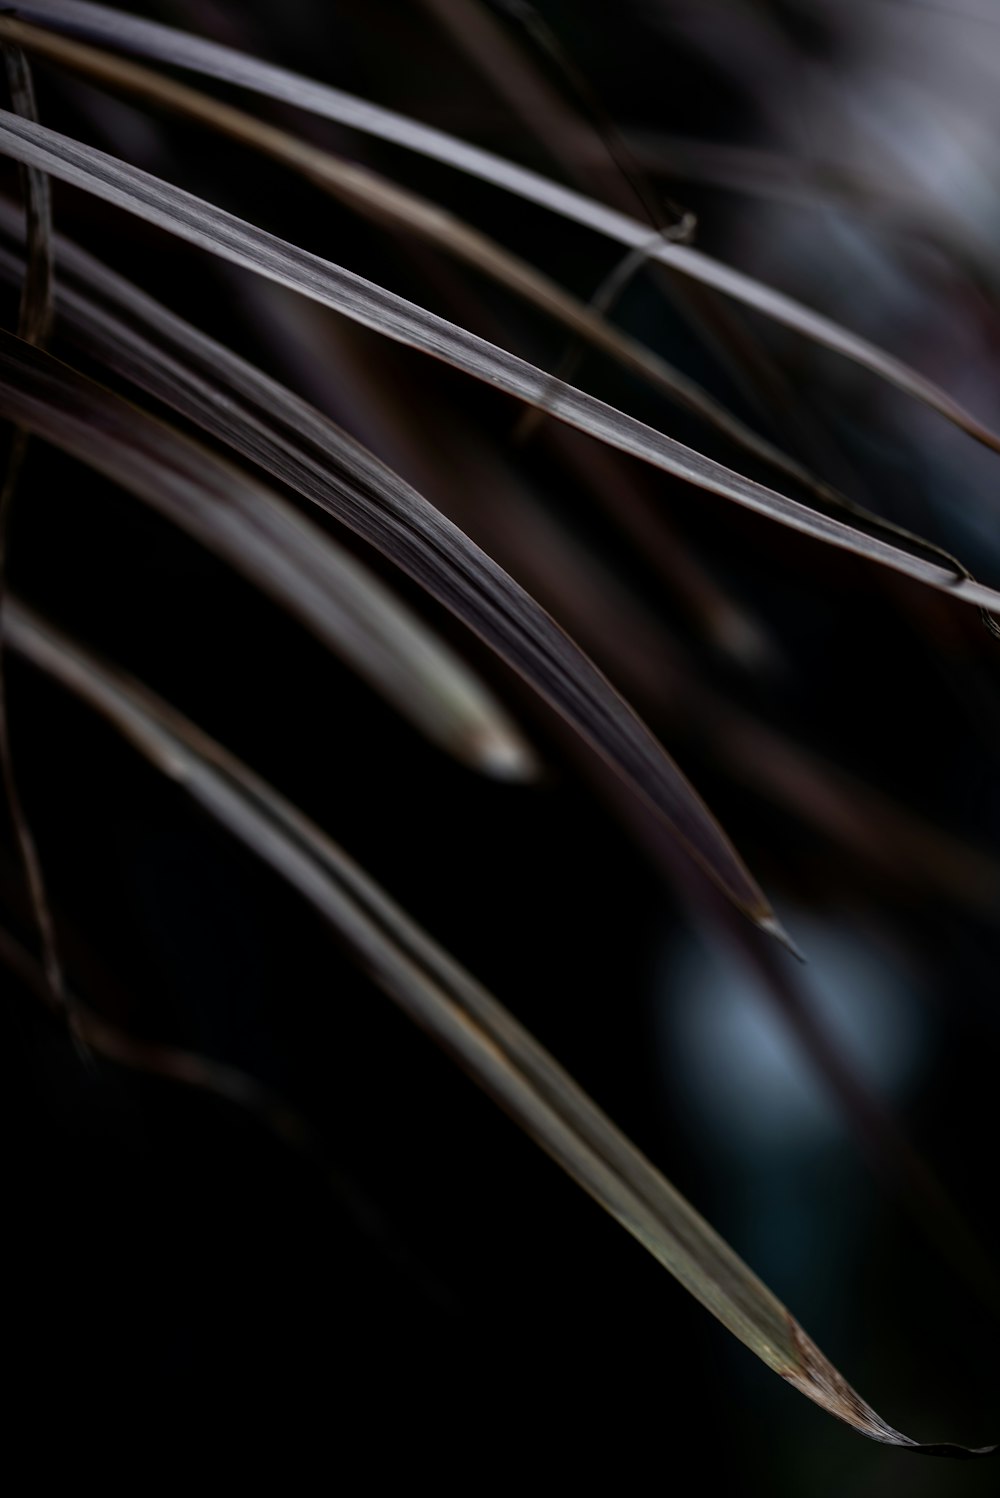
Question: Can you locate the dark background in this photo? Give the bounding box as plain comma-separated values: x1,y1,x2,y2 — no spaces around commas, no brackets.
2,1,999,1486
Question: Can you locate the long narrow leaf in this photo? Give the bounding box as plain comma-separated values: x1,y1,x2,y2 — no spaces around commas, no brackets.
0,14,850,510
0,215,778,934
12,0,1000,455
0,41,66,1015
3,202,991,945
6,594,991,1456
1,201,992,940
1,43,50,344
0,327,539,778
0,201,781,679
0,43,538,787
0,112,996,630
0,328,778,934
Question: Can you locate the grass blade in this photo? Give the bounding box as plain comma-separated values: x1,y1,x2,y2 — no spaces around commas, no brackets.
0,214,781,940
1,44,50,344
0,328,539,778
0,15,846,512
0,111,996,629
12,0,1000,455
1,200,991,939
6,593,993,1456
0,40,66,1018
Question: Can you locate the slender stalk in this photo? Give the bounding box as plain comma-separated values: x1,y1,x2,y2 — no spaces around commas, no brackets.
0,43,66,1017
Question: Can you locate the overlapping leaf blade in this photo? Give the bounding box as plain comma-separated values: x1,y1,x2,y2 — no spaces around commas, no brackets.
0,39,67,1015
13,0,1000,454
0,211,778,934
6,594,992,1456
0,12,855,511
0,110,996,622
0,326,541,777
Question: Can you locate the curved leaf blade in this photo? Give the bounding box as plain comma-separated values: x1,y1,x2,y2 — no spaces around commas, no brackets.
11,210,993,1327
0,39,69,1018
0,327,539,778
12,0,1000,455
0,321,776,933
0,14,848,513
6,595,992,1457
0,111,996,625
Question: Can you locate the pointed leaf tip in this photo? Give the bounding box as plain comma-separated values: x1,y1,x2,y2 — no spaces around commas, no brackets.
782,1316,996,1456
758,914,807,962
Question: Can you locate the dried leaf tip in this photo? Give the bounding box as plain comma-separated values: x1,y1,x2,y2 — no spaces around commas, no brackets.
783,1317,996,1457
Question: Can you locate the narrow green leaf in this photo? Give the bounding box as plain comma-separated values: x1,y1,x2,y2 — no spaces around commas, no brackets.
6,594,992,1456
